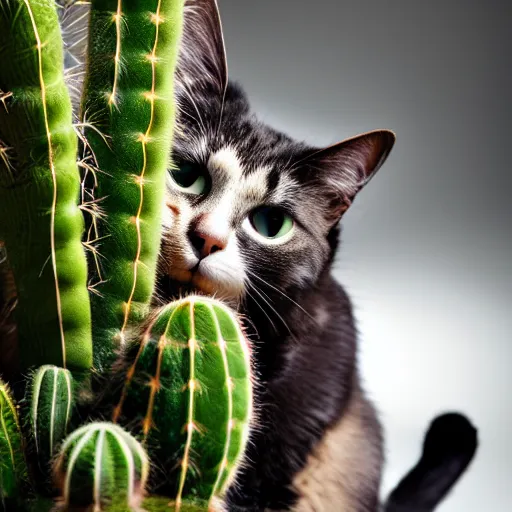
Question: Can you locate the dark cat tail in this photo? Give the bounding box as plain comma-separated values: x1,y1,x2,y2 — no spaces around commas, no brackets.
383,412,478,512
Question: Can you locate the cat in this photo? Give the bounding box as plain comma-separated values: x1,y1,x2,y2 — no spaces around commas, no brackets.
154,1,478,511
0,0,477,510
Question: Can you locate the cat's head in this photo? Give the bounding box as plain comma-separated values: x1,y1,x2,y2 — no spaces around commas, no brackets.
159,0,395,307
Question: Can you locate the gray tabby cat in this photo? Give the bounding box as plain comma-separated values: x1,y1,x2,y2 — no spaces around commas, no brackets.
33,0,478,510
154,1,478,511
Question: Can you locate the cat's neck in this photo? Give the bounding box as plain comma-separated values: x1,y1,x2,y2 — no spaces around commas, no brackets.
242,269,350,383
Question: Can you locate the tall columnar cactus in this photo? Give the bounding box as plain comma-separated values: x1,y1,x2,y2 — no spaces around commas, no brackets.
28,365,75,473
111,296,253,509
0,0,92,374
53,422,149,511
81,0,184,369
0,380,28,504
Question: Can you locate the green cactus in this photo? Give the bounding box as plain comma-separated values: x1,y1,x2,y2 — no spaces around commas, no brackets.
0,380,28,504
53,422,150,511
0,0,93,374
28,365,75,472
0,2,254,511
80,0,184,369
112,296,253,507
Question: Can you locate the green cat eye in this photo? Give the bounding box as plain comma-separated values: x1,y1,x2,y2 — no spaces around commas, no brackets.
249,206,294,239
170,162,207,195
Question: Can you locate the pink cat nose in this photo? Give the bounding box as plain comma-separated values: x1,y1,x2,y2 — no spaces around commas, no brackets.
189,213,229,260
189,230,226,259
189,225,227,260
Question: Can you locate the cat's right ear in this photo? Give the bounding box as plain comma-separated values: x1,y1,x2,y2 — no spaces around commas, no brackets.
177,0,228,98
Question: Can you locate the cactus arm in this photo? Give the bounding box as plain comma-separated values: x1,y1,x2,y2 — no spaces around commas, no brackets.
0,0,92,373
82,0,184,368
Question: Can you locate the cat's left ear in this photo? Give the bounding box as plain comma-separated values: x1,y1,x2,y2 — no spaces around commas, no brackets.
299,129,396,224
177,0,228,98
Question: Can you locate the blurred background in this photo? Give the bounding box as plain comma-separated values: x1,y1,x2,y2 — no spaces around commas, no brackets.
218,0,511,509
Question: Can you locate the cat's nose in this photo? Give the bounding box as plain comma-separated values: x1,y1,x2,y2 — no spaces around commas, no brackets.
189,216,228,260
189,231,227,259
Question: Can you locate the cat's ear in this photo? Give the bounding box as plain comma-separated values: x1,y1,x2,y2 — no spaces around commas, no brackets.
177,0,228,98
299,130,396,224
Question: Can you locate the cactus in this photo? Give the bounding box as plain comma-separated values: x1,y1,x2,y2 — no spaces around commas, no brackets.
0,380,28,504
80,0,184,369
53,422,149,511
0,2,254,511
28,365,75,472
0,0,93,374
111,296,253,508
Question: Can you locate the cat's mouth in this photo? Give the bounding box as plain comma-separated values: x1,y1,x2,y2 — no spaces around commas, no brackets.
165,260,243,304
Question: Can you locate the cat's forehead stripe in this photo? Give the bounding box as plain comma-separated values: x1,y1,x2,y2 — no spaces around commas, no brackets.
209,147,243,179
240,169,269,200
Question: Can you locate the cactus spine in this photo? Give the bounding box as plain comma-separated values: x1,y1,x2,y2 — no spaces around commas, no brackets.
28,365,74,471
0,380,27,504
81,0,184,368
112,296,253,508
53,422,149,511
0,0,92,373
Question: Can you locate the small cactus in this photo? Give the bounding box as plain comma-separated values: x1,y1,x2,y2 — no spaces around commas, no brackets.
28,365,75,472
53,422,149,511
0,380,28,505
112,296,253,509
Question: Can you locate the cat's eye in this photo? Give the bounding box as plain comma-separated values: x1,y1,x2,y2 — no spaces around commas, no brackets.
170,162,208,195
249,206,294,239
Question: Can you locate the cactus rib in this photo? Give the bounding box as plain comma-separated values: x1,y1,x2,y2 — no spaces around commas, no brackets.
82,0,185,369
176,302,197,509
0,0,92,373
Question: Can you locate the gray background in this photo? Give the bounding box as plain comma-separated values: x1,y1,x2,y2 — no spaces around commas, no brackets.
218,0,511,510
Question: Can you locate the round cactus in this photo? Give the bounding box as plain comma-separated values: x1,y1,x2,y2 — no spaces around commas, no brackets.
111,296,253,508
53,422,149,511
0,380,28,504
28,365,75,472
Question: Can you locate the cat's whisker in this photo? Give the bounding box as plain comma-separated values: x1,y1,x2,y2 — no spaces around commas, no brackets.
244,287,277,334
245,268,317,324
246,280,291,335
